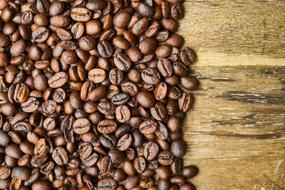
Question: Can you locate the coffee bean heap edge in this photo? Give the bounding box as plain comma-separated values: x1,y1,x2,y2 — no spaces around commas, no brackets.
0,0,199,190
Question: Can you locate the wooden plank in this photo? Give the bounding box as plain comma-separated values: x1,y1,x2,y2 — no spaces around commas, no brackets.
180,0,285,66
183,66,285,189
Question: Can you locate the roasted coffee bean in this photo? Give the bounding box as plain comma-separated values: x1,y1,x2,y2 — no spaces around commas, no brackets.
183,165,199,178
71,8,92,22
52,88,66,103
113,10,131,28
180,47,196,65
71,23,85,39
97,119,118,134
0,1,198,189
109,68,124,85
117,133,132,151
0,130,9,146
178,93,194,112
144,141,159,160
132,17,149,36
97,100,115,115
98,178,117,190
73,118,91,135
136,91,155,108
114,53,132,71
111,93,130,105
5,144,23,159
32,27,49,42
115,105,131,123
88,68,106,83
137,3,154,17
171,140,187,158
100,134,117,148
141,68,161,85
180,76,199,91
52,147,68,165
134,156,147,173
32,180,52,190
98,41,114,58
48,72,68,88
0,165,11,179
139,120,158,135
79,35,96,51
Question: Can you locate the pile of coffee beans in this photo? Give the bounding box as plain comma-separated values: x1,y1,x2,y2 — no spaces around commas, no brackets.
0,0,199,189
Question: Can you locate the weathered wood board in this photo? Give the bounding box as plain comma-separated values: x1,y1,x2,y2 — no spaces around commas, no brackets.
180,1,285,190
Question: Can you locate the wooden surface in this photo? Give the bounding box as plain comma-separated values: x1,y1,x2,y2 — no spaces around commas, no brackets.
180,1,285,190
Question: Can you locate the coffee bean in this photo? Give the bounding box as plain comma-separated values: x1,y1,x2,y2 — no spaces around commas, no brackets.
180,182,196,190
111,93,130,105
85,19,101,34
52,147,68,165
180,76,199,91
182,165,199,178
32,27,49,42
140,120,158,135
144,141,159,160
32,180,52,190
117,133,132,151
88,68,106,83
132,17,149,36
141,68,161,85
180,47,196,65
73,118,91,135
71,23,85,39
5,144,23,159
150,102,167,121
0,165,11,179
100,134,117,149
178,93,194,112
109,68,124,85
97,119,118,134
49,1,64,16
50,15,69,28
134,156,147,173
114,53,132,71
0,130,9,146
113,36,130,50
56,28,72,41
136,91,155,108
115,105,131,123
155,122,169,140
79,35,96,51
82,152,99,167
10,40,26,57
137,3,154,17
170,140,186,158
52,88,66,103
97,100,115,115
71,8,92,22
158,151,174,166
11,166,30,180
48,72,68,88
98,41,114,58
171,4,184,20
60,50,78,65
61,116,75,143
98,178,117,190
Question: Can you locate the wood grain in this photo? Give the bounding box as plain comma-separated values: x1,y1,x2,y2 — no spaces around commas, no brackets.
180,0,285,190
180,0,285,66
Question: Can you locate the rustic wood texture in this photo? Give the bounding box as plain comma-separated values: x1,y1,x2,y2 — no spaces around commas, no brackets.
180,1,285,190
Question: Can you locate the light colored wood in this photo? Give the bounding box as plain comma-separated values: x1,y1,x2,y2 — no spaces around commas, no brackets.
180,1,285,190
180,0,285,66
